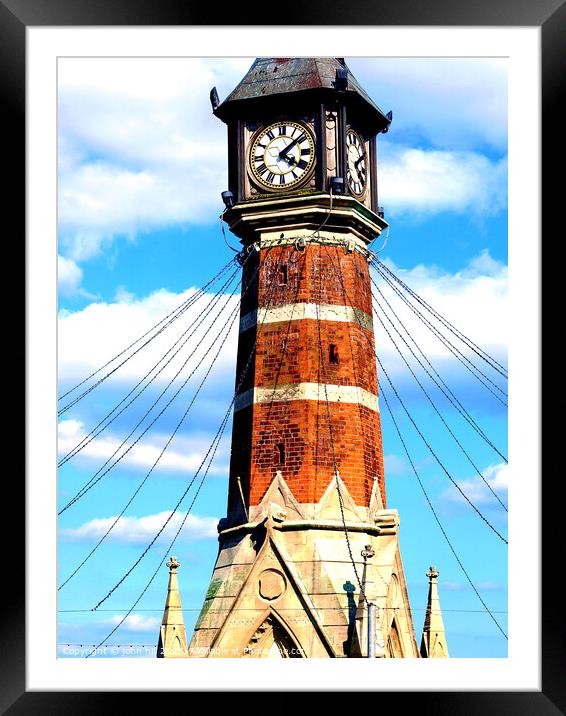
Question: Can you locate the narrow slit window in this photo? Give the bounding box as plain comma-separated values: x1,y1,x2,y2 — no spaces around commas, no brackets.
278,264,288,286
275,442,286,465
329,344,339,364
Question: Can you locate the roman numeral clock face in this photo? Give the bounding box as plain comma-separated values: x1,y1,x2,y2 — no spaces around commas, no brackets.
249,121,315,191
346,128,368,198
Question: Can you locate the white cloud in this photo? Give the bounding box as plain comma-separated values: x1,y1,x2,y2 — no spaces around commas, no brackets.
440,462,508,506
58,255,84,295
96,614,161,632
384,454,407,476
57,251,507,425
348,57,507,152
379,145,507,218
61,510,219,544
57,57,507,264
57,419,230,477
437,580,501,592
58,57,253,260
373,252,508,371
58,286,240,388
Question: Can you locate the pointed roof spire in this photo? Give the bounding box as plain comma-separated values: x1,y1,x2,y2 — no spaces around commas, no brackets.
214,57,390,134
420,565,449,658
157,556,189,658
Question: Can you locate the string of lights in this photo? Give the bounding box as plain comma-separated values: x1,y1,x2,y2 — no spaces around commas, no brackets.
377,380,508,640
58,233,509,653
314,245,369,607
369,267,507,464
58,260,263,589
323,243,507,638
325,244,507,541
375,258,508,378
371,283,508,512
58,263,251,516
58,256,238,411
85,246,288,655
328,245,413,630
372,261,508,406
58,262,243,467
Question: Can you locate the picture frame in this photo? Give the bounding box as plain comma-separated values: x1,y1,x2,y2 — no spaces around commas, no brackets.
10,0,556,709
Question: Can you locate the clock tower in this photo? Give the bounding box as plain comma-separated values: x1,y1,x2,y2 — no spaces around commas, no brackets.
188,58,420,658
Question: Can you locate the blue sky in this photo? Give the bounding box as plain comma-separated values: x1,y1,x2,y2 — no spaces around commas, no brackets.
57,57,508,659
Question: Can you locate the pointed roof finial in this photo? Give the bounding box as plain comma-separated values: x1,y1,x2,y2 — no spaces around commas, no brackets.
427,565,439,580
166,555,181,572
157,555,188,658
213,58,390,133
420,564,449,659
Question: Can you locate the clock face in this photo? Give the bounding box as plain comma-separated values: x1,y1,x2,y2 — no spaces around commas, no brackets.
249,121,315,191
346,128,368,198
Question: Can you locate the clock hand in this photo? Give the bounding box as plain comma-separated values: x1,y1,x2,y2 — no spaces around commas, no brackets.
279,134,304,159
354,155,365,169
283,154,298,166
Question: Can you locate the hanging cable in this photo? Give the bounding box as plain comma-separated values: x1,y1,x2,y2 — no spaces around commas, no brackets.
378,382,508,640
58,257,238,414
58,259,254,515
375,259,508,378
372,262,508,406
374,349,507,543
369,269,507,464
325,246,507,637
371,286,508,512
219,210,240,252
58,263,243,467
86,245,287,654
314,246,369,606
58,264,261,588
324,247,507,543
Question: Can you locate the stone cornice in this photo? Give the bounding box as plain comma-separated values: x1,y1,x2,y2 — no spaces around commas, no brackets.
223,192,388,245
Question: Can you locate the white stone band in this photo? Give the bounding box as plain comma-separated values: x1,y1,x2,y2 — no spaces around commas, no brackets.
258,229,373,258
234,382,379,413
240,302,373,333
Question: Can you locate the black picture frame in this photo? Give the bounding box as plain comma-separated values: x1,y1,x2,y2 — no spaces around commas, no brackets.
10,0,557,710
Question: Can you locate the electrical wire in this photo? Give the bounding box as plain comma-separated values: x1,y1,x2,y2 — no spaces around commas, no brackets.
219,210,240,252
59,606,509,614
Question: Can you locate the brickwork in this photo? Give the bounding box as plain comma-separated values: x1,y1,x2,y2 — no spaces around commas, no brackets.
229,401,385,507
240,243,372,317
229,240,386,512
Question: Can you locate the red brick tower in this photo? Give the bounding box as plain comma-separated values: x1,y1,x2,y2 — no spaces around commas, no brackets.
229,239,385,512
189,59,419,658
